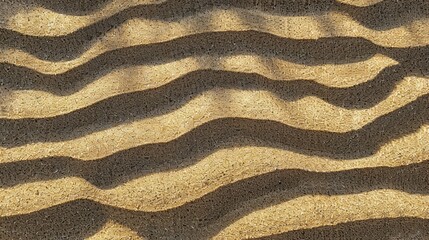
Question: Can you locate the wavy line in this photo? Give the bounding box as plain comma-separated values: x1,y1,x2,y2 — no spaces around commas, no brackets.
0,97,428,186
2,75,427,135
0,30,396,66
1,45,410,95
0,67,429,129
1,0,427,41
215,190,429,239
2,7,427,56
0,41,426,103
1,32,427,93
1,69,429,148
7,0,390,17
1,112,427,164
1,104,427,165
0,41,400,78
4,12,426,77
7,83,428,134
86,220,142,240
0,41,425,126
1,121,428,193
11,0,112,15
1,20,428,63
1,2,426,239
5,55,421,103
1,54,401,118
87,218,429,239
1,159,429,215
2,14,425,84
252,217,429,239
1,190,428,239
338,0,384,7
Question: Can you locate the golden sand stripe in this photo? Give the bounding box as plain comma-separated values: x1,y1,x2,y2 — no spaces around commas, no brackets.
0,52,397,82
1,125,428,216
1,77,428,162
4,2,424,41
2,0,387,36
0,54,399,118
0,9,426,70
1,0,165,35
337,0,384,7
214,190,429,239
85,220,143,240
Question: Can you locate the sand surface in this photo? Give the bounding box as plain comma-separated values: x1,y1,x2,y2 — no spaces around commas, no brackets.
0,0,429,239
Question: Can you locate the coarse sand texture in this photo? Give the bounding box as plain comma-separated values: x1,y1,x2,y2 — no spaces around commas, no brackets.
0,0,429,239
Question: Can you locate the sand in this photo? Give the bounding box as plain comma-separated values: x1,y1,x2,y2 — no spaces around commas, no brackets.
0,0,428,239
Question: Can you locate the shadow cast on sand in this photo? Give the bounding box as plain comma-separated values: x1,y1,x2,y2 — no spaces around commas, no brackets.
1,0,427,60
1,161,429,239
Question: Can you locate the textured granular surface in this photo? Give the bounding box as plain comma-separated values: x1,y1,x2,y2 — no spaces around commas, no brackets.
0,0,429,239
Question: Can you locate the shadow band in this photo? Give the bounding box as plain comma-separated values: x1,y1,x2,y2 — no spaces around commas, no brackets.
1,32,426,98
1,0,428,60
253,217,429,240
1,161,429,239
0,83,428,152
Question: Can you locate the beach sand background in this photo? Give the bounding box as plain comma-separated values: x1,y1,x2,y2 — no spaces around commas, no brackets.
0,0,428,239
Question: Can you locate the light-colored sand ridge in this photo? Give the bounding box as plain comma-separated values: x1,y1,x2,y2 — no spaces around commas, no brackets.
0,0,164,32
0,0,427,239
215,190,429,239
86,220,143,240
0,54,399,118
1,148,429,216
1,10,427,69
3,75,426,130
3,2,421,39
1,88,428,163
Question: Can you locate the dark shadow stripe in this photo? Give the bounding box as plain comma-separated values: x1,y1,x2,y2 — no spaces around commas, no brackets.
1,31,413,89
0,199,107,240
2,0,336,16
1,161,429,239
1,31,427,95
0,77,428,149
1,0,428,60
1,62,427,109
253,217,429,240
